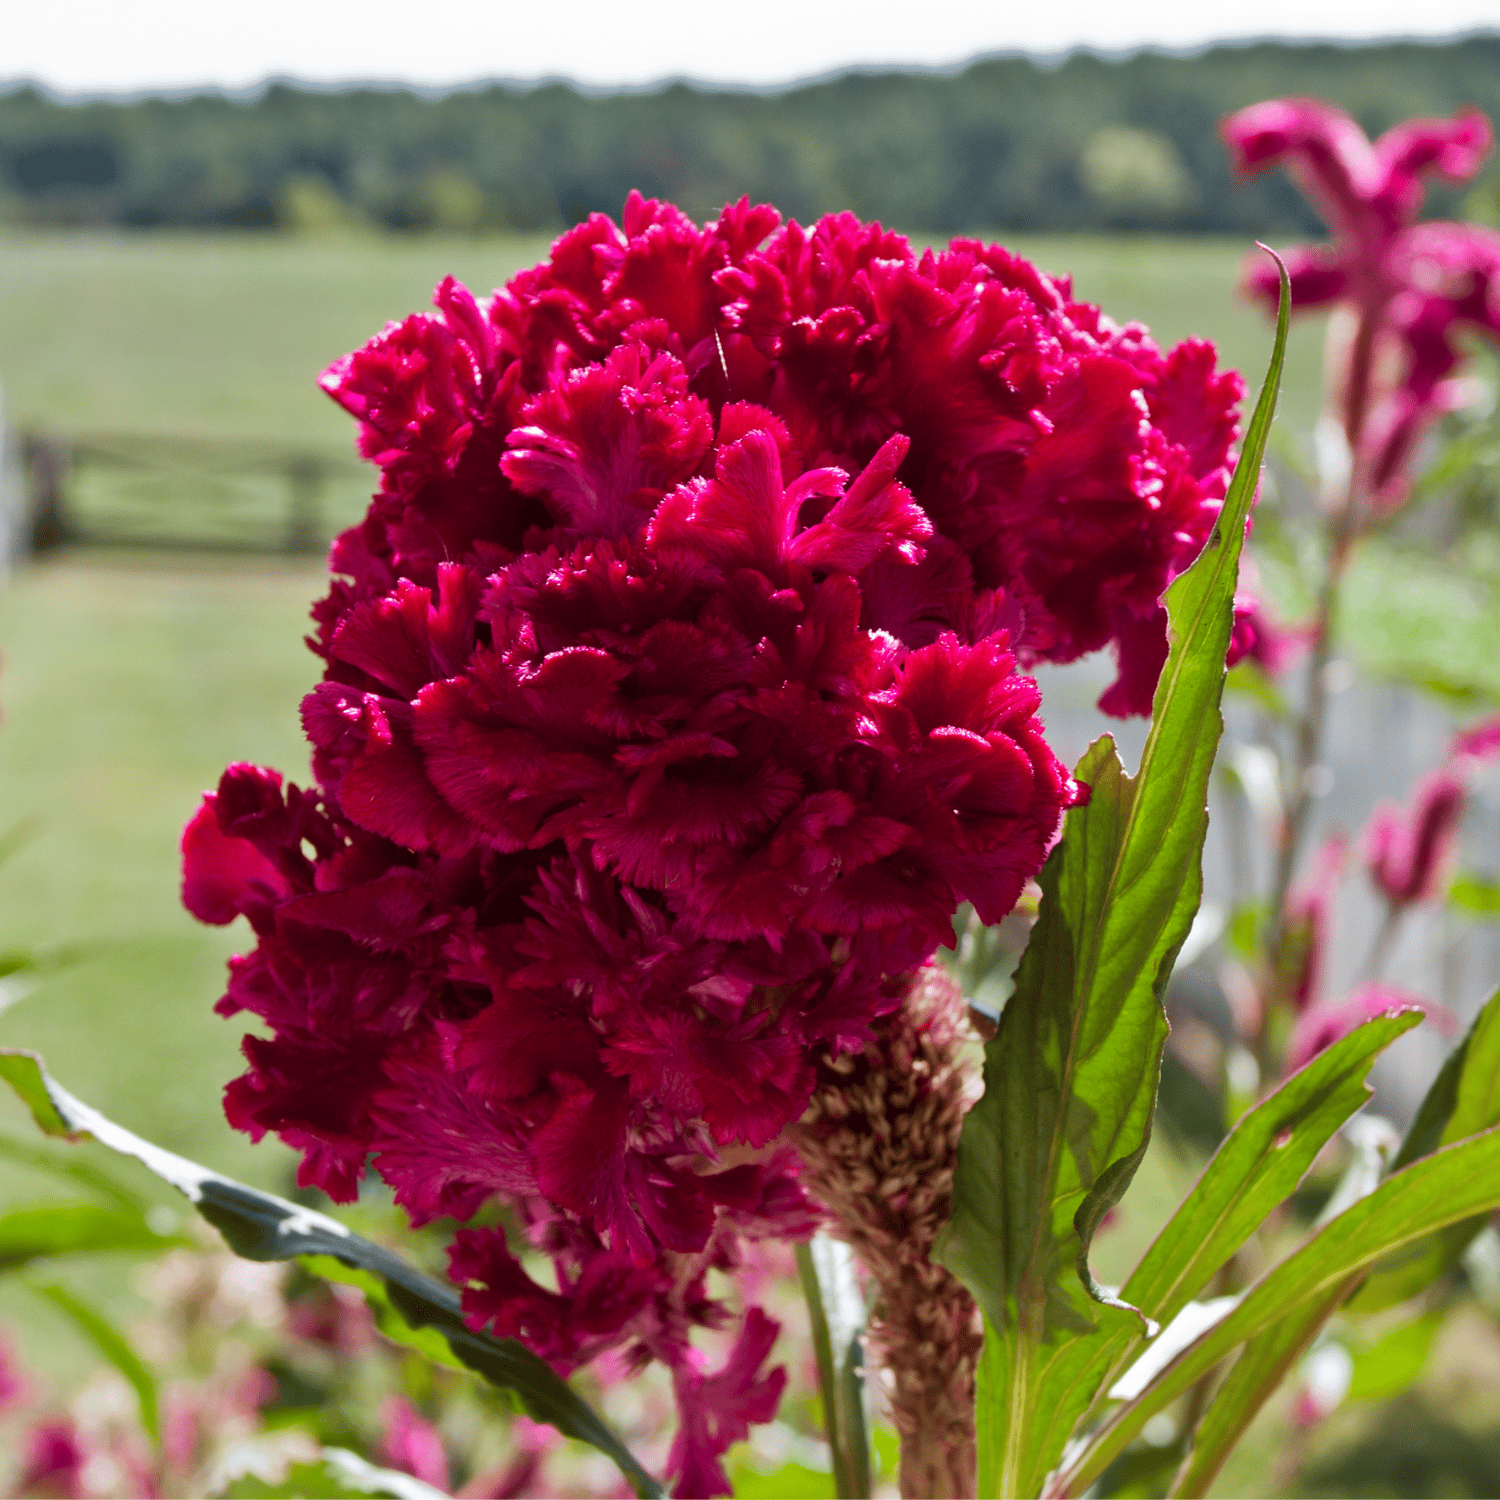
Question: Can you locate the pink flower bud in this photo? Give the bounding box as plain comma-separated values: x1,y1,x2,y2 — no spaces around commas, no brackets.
379,1395,450,1493
1280,833,1349,1011
1363,768,1467,907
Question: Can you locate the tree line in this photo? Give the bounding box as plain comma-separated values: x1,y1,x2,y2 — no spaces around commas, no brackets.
2,36,1498,236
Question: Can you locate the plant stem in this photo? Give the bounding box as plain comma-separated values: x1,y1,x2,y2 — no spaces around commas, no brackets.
796,1236,872,1500
1262,302,1379,1023
1361,900,1404,983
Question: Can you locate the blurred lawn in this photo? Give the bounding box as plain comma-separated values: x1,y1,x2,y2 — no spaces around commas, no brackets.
0,555,321,1185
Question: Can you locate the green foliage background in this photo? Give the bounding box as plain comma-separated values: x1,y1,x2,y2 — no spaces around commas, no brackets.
2,37,1498,234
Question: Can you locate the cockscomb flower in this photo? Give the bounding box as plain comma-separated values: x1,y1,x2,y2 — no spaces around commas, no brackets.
317,198,1242,716
1223,98,1500,506
184,194,1244,1491
1361,712,1500,908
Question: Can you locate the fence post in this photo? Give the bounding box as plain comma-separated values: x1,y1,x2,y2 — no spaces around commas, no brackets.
24,431,71,552
0,390,23,579
285,456,324,554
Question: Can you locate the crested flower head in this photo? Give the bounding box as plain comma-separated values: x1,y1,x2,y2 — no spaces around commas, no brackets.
1360,713,1500,909
185,195,1244,1487
1223,98,1500,506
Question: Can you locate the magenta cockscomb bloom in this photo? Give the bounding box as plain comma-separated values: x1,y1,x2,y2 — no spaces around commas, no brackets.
1361,713,1500,908
315,198,1243,717
1223,98,1500,506
184,194,1243,1493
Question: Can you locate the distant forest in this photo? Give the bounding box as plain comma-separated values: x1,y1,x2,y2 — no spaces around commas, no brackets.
3,36,1499,236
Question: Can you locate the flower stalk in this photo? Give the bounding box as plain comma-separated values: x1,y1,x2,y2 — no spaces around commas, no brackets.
792,968,983,1499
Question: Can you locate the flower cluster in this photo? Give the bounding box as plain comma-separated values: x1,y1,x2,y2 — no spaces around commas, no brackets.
183,195,1241,1490
1223,98,1500,507
1276,713,1500,1074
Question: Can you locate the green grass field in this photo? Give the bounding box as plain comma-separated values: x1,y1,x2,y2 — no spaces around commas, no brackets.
0,228,1325,447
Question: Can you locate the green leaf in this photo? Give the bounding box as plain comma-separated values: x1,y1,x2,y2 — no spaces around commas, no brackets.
299,1255,467,1375
29,1279,160,1444
0,1203,184,1267
1063,1011,1420,1497
227,1449,449,1500
1060,1124,1500,1497
935,250,1290,1500
795,1236,870,1499
1167,1283,1351,1496
1450,876,1500,918
1344,1308,1445,1403
1158,1002,1476,1494
1108,1011,1421,1496
0,1050,81,1138
1124,1010,1422,1328
728,1459,835,1500
0,1049,663,1500
1351,985,1500,1312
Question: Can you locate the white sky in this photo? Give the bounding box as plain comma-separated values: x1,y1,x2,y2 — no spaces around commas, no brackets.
5,0,1500,95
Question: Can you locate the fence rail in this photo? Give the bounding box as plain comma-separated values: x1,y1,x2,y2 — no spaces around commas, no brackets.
9,427,367,559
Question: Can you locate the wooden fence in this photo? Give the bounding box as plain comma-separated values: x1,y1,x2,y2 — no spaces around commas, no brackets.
7,427,366,559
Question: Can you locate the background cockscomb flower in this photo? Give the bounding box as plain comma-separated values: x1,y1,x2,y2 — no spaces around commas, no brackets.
184,193,1243,1491
1222,98,1500,508
1360,712,1500,910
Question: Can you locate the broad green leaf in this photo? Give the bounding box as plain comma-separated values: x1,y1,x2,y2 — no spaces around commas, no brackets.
0,1049,79,1137
728,1459,836,1500
299,1255,466,1375
1062,1011,1421,1491
227,1448,448,1500
935,251,1290,1500
795,1236,870,1499
1351,985,1500,1312
1060,1124,1500,1496
30,1278,160,1443
1152,996,1482,1500
0,1203,184,1267
1450,876,1500,917
0,1050,662,1500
